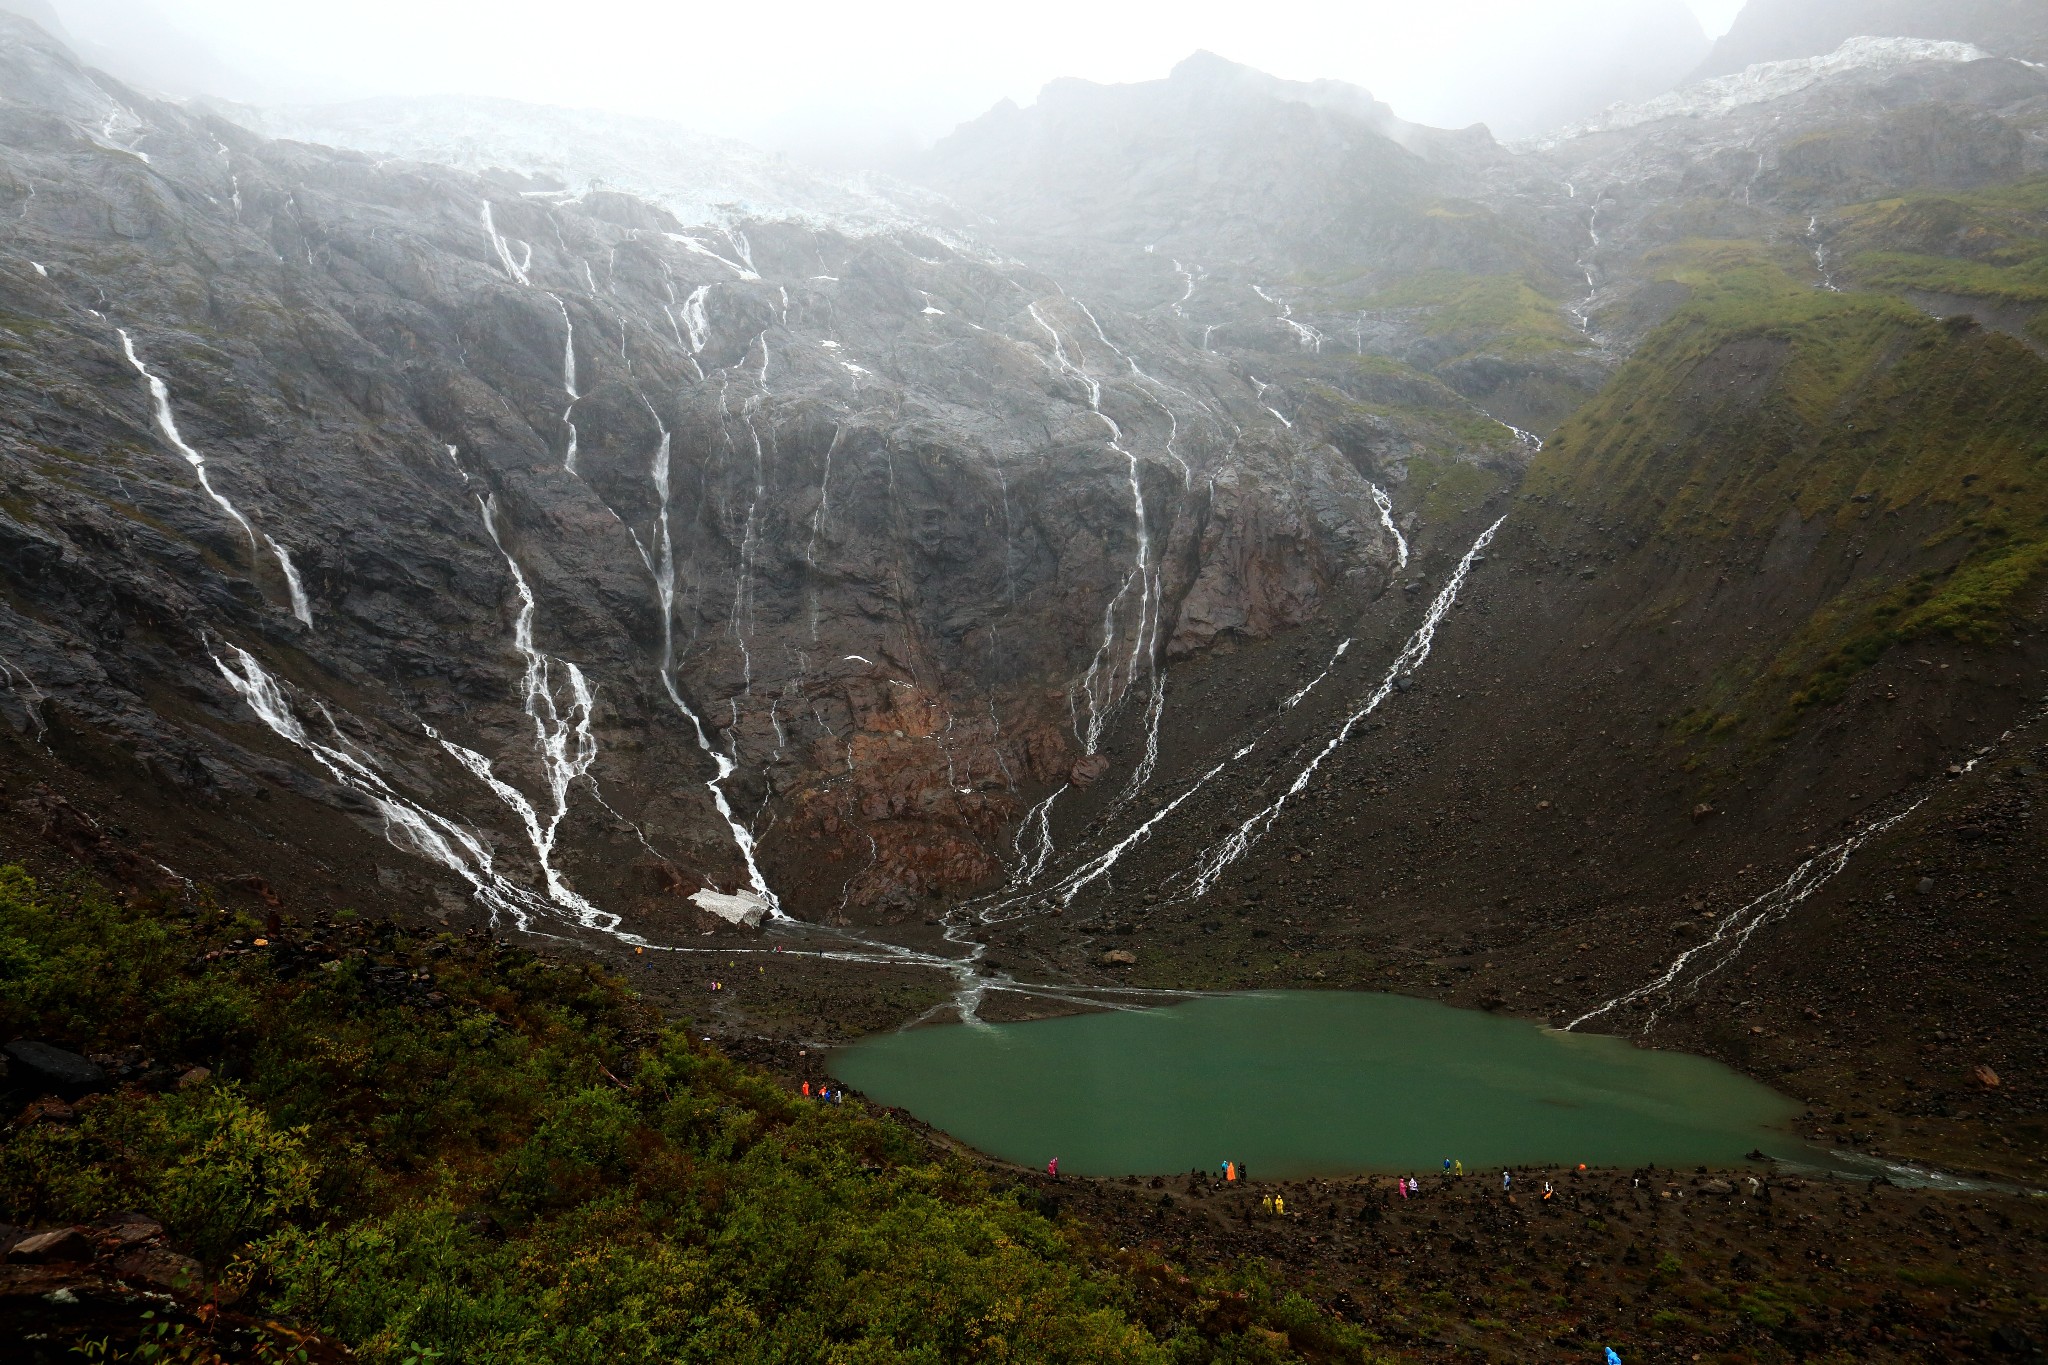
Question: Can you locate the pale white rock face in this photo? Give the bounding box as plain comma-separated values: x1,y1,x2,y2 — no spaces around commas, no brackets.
690,889,772,928
1535,36,1996,147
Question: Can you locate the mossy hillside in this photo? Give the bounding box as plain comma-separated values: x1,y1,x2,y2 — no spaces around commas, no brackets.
1354,271,1583,365
0,869,1387,1364
1328,359,1528,453
1832,178,2048,310
1405,453,1517,528
1530,242,2048,723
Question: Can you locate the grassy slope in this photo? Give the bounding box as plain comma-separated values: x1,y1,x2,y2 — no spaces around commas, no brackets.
0,869,1384,1364
1357,271,1584,365
1834,178,2048,333
1528,239,2048,736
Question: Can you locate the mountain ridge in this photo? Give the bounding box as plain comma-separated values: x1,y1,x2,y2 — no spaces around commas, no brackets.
1695,0,2048,77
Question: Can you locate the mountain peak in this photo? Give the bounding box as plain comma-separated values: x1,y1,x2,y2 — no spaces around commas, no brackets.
1167,49,1270,87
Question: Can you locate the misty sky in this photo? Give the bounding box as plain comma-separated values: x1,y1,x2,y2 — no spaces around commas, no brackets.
48,0,1750,154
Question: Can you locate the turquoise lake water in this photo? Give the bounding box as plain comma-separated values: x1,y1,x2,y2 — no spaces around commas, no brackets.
832,991,1809,1179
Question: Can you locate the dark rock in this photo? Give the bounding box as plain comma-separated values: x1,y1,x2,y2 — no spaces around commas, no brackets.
2,1041,108,1097
91,1214,165,1253
1991,1324,2038,1355
111,1246,206,1294
1916,877,1937,896
7,1227,92,1264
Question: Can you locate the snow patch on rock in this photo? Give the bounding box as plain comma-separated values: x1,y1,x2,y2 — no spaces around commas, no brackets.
691,888,772,928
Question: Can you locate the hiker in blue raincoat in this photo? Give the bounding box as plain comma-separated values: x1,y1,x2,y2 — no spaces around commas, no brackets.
1606,1349,1623,1365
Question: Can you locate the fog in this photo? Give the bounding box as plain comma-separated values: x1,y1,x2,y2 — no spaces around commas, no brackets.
24,0,1750,159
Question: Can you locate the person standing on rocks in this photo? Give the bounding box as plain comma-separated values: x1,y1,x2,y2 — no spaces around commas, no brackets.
1047,1157,1058,1177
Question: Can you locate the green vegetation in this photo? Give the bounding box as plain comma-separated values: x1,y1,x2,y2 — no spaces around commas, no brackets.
0,868,1387,1363
1735,1285,1800,1330
1357,272,1582,363
1532,239,2048,731
1834,178,2048,311
1407,453,1515,527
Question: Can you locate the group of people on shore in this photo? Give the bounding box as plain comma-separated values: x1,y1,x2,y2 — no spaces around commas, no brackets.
1038,1155,1586,1208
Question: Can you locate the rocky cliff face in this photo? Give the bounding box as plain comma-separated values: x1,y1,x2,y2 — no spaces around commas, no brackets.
0,14,1437,939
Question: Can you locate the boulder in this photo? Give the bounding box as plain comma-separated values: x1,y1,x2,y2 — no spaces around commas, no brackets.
111,1246,206,1294
2,1040,108,1097
1101,948,1138,967
8,1226,92,1264
1990,1326,2037,1356
91,1214,164,1252
1070,754,1112,787
688,890,770,929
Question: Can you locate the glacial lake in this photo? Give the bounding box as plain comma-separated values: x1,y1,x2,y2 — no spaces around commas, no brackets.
832,991,1809,1178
